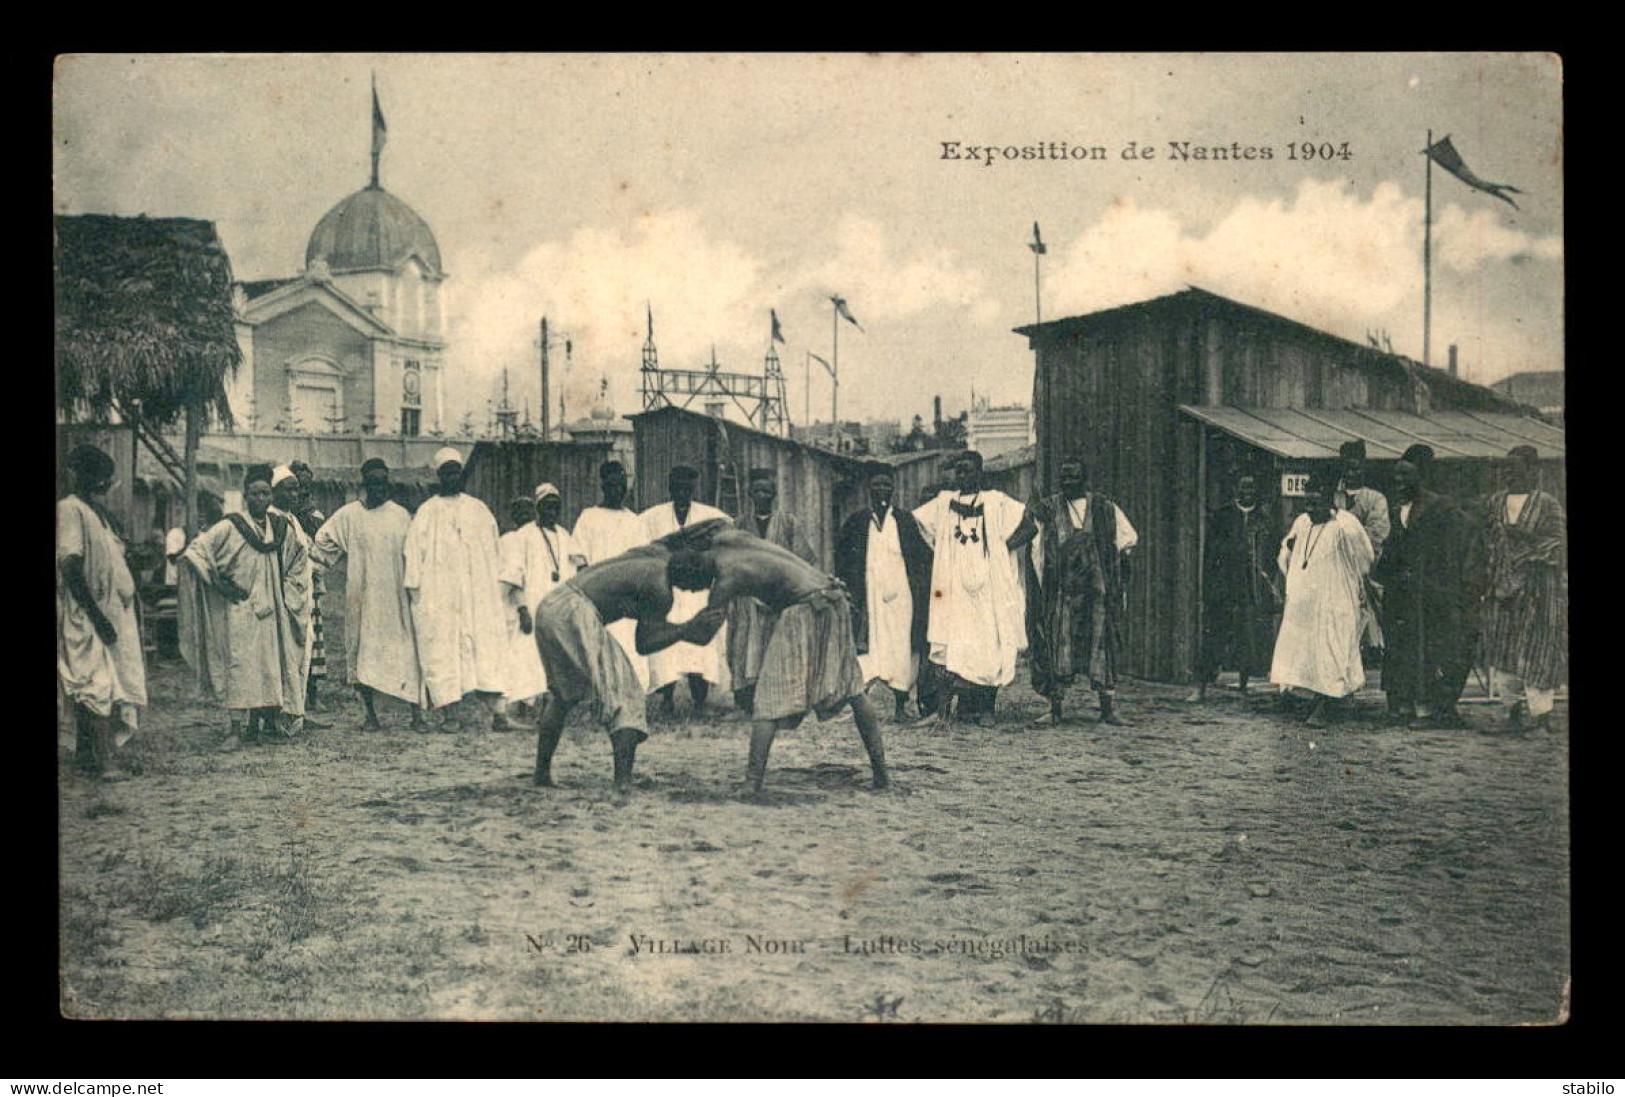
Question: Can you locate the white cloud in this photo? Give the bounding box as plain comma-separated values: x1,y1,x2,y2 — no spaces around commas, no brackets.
791,215,998,324
444,210,762,424
1434,204,1563,272
1044,179,1562,378
443,210,1005,426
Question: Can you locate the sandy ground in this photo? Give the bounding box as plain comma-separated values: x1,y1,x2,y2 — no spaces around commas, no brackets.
60,593,1569,1023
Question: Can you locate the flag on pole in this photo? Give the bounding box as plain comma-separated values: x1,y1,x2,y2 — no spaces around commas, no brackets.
1029,222,1047,255
372,83,388,159
1424,135,1522,210
831,296,864,332
809,352,834,377
771,308,786,344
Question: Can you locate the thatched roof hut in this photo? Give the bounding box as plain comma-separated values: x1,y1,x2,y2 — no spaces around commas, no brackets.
54,214,241,427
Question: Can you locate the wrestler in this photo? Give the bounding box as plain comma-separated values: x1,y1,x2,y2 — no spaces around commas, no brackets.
530,519,729,796
671,529,891,798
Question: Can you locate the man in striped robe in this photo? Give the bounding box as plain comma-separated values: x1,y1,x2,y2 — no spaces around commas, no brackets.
1478,446,1567,733
1026,456,1138,725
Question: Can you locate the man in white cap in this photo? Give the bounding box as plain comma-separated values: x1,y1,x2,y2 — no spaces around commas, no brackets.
639,465,730,718
572,460,649,688
404,447,510,727
498,482,587,728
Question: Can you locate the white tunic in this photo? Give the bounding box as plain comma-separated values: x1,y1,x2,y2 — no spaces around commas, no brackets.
404,492,510,708
573,505,651,689
58,495,147,737
913,489,1028,687
639,500,731,691
1270,510,1374,698
857,508,916,690
311,500,424,704
499,523,583,701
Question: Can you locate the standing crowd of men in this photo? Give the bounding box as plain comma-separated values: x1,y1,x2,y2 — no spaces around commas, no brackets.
59,435,1567,786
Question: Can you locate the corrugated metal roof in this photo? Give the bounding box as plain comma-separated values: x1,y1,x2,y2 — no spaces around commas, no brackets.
1178,405,1565,460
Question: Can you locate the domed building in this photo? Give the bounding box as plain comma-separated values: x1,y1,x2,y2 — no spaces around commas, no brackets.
226,120,448,437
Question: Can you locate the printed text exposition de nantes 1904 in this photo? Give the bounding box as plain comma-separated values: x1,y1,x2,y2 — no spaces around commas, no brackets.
939,140,1353,166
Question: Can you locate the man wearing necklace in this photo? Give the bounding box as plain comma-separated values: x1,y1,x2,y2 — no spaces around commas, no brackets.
58,444,147,778
912,450,1037,726
640,465,730,718
726,468,817,715
1478,445,1567,734
835,465,934,722
1192,472,1280,703
500,483,587,727
1027,456,1140,725
179,463,310,747
310,458,427,731
1269,470,1374,728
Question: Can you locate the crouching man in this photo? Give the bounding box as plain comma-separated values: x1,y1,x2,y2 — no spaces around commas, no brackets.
669,529,891,798
530,519,731,796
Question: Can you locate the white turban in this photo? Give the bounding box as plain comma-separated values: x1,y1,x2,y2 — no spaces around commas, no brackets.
432,446,463,471
534,482,560,502
270,465,297,488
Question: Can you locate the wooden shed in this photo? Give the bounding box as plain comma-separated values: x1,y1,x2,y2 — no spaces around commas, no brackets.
630,406,870,569
876,449,958,509
1018,286,1560,684
461,439,616,533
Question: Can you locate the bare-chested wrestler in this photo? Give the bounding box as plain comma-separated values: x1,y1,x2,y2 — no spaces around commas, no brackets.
669,529,891,799
530,519,731,796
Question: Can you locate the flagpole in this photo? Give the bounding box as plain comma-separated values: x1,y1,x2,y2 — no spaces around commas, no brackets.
1424,128,1433,367
371,72,381,189
804,351,811,432
831,298,840,450
1034,242,1043,326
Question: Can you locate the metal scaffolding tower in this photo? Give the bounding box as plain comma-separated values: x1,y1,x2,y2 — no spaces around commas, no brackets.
638,305,790,435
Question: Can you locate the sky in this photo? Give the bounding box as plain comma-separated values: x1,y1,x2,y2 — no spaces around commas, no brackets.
53,52,1564,431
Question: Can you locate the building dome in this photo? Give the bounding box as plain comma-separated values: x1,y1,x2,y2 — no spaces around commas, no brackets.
305,186,443,277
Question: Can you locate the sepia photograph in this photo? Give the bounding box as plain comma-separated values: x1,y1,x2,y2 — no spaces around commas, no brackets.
53,51,1566,1024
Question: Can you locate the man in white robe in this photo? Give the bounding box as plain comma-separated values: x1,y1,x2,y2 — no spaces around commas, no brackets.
571,460,649,689
1270,472,1375,727
58,445,147,778
500,482,585,723
310,458,427,730
404,447,510,725
639,464,730,716
911,450,1036,726
834,466,934,721
180,463,309,746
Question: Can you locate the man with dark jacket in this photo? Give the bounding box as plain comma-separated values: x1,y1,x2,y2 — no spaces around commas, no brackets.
834,465,934,720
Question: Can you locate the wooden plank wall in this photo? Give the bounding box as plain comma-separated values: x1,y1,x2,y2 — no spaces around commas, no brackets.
1032,306,1206,683
461,440,615,533
57,424,138,537
633,409,870,570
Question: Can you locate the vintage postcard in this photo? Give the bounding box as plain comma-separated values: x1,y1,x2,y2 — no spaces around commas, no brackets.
54,52,1566,1023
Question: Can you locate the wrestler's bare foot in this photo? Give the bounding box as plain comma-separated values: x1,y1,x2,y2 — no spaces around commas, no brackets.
1099,711,1131,726
871,773,891,791
1029,710,1065,728
361,715,383,731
